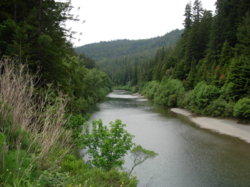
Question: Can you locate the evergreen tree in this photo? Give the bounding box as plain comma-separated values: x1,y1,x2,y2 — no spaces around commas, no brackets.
184,3,192,29
226,56,250,100
193,0,203,22
236,12,250,57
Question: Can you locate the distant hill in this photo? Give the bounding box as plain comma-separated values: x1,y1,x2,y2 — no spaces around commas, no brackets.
75,29,183,85
75,29,183,61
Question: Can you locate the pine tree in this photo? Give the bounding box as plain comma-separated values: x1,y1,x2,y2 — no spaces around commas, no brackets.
226,56,250,100
193,0,203,22
184,3,192,29
236,12,250,57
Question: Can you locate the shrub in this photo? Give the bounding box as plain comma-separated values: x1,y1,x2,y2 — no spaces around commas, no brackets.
188,82,220,114
204,98,234,117
64,114,87,130
82,120,134,170
58,154,138,186
154,78,185,107
233,98,250,121
141,81,160,99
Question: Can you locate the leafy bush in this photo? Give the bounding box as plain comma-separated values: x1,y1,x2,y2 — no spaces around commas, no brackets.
204,98,234,117
59,154,138,186
154,78,185,107
188,82,220,114
141,81,160,99
64,114,87,130
233,98,250,121
82,120,134,170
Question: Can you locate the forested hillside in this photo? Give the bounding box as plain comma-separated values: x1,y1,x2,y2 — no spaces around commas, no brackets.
76,29,183,85
0,0,137,186
76,29,182,60
75,0,249,121
139,0,250,121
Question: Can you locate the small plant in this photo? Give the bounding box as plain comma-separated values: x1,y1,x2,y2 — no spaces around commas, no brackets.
82,120,134,170
128,145,158,176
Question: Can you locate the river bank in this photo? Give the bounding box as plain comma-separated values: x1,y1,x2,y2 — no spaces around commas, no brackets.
171,108,250,144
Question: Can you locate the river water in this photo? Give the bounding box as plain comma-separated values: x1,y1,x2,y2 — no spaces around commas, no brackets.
90,90,250,187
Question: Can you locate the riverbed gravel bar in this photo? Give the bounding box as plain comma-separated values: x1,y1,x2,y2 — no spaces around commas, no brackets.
171,108,250,144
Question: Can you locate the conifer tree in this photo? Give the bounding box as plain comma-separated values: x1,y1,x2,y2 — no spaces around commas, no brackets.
193,0,203,22
184,3,192,29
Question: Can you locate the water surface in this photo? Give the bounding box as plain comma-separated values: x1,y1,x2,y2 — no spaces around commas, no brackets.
90,90,250,187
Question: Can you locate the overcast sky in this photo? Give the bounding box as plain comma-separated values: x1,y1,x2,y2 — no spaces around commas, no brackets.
65,0,217,47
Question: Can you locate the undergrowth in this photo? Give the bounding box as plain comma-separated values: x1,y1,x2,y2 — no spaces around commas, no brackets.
0,59,137,186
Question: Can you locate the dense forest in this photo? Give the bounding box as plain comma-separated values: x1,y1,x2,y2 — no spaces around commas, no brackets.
139,0,250,120
76,29,182,85
0,0,139,186
79,0,250,121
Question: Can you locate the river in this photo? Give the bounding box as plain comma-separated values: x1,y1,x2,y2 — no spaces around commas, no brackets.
90,90,250,187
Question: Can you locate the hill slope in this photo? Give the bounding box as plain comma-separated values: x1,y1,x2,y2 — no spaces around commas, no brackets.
75,29,183,61
75,29,183,84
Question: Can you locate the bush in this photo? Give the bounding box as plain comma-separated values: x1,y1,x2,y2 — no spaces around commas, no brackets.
154,78,185,107
58,154,138,186
141,81,160,99
204,98,234,117
233,98,250,121
82,120,134,170
188,82,220,114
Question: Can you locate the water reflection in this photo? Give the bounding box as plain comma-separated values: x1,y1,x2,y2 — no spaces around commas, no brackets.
90,91,250,187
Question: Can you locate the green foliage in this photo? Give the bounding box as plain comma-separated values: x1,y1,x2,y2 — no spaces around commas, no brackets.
129,145,158,176
0,61,134,186
57,55,111,113
59,154,137,186
82,120,134,170
64,114,89,148
76,30,183,61
113,0,250,121
1,150,36,185
204,98,234,117
0,1,111,115
64,114,87,130
233,98,250,121
236,12,250,57
113,84,138,92
188,82,220,114
76,30,183,85
226,56,250,100
0,133,5,148
141,81,160,99
184,3,192,29
154,78,185,107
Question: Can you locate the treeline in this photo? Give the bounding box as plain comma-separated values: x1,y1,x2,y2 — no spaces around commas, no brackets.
0,0,111,113
0,0,137,186
140,0,250,121
76,29,183,85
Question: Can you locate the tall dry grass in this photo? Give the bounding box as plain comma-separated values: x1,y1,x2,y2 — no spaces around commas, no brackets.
0,58,72,162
